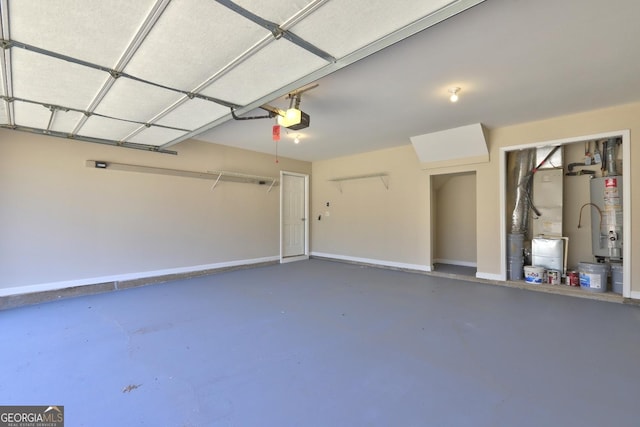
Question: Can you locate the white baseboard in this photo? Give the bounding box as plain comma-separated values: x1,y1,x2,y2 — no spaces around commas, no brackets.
433,258,477,267
311,252,431,272
630,291,640,300
280,255,309,264
0,256,279,297
476,272,504,281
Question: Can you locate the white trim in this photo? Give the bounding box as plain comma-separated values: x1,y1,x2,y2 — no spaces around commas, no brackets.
499,129,631,295
0,256,279,297
476,272,503,281
280,255,309,264
630,291,640,301
426,169,479,278
280,171,310,263
311,252,431,272
433,258,477,267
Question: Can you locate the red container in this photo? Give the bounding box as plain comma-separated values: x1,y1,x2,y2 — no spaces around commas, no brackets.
567,270,580,287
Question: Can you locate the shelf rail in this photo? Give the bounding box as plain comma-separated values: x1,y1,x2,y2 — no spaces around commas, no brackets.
328,172,389,193
86,160,279,192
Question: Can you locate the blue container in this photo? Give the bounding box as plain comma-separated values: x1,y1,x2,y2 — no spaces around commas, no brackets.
578,262,608,293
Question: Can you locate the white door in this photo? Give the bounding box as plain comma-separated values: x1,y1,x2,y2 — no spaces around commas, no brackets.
281,173,307,259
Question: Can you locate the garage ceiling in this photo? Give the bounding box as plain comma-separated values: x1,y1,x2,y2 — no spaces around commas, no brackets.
3,0,640,162
0,0,483,155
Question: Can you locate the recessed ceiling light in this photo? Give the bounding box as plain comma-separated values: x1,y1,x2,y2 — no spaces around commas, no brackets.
449,87,461,103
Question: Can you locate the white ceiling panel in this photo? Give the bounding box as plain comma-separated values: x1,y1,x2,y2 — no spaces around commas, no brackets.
50,110,86,134
155,98,229,130
231,1,316,26
94,78,184,123
9,0,158,66
125,0,269,90
0,62,5,97
11,49,109,110
0,101,8,125
291,0,454,59
78,116,143,142
13,100,52,129
200,39,326,105
128,126,188,146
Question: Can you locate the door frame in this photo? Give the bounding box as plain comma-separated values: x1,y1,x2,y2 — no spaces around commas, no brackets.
280,171,310,263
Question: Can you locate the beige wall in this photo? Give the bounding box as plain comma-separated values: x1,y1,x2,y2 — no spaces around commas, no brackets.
0,130,310,289
311,145,429,268
311,102,639,293
433,172,476,265
3,102,639,295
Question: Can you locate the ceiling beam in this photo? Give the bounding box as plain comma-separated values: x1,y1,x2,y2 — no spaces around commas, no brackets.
1,124,178,154
215,0,335,62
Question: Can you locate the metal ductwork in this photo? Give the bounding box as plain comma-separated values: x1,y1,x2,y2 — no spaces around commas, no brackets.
511,148,536,234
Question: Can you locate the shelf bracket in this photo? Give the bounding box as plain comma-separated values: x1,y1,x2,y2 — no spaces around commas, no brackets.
267,179,276,193
211,172,223,191
379,175,389,190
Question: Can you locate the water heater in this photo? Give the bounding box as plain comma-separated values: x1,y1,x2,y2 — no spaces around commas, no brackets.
590,176,623,259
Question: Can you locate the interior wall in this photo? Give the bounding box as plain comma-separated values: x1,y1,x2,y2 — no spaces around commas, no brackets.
311,101,639,292
310,145,429,268
0,130,310,290
433,172,477,265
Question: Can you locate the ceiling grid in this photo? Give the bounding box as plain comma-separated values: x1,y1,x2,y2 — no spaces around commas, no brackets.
0,0,484,153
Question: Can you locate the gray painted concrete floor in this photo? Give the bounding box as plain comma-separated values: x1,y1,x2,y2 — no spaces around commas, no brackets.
433,263,477,277
2,259,639,427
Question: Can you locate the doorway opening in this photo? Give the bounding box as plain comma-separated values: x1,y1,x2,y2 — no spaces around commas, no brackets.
431,171,477,277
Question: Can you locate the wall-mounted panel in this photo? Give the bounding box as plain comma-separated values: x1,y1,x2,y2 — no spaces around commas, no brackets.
411,123,488,168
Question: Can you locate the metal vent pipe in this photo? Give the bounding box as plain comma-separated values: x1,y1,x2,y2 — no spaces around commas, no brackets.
511,148,536,234
605,137,619,176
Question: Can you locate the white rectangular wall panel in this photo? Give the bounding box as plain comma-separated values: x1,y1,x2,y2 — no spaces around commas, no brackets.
411,123,488,168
